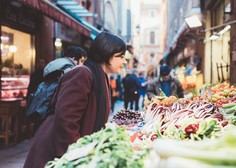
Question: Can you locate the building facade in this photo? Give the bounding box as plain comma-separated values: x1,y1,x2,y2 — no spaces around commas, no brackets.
0,0,104,145
162,0,236,85
130,0,162,75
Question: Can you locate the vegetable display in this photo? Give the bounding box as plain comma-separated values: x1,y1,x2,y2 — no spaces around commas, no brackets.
153,125,236,166
142,101,226,140
45,82,236,168
45,123,148,168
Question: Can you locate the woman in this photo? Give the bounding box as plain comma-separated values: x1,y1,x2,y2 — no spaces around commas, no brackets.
24,31,127,168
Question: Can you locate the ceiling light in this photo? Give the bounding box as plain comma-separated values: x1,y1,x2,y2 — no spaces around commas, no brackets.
9,45,17,53
54,38,62,47
184,15,202,28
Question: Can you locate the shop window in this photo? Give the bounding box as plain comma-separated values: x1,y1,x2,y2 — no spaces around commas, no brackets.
1,26,35,99
150,31,155,44
82,0,91,10
224,0,231,21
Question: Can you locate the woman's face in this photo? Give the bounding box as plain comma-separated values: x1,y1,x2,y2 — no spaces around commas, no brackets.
106,52,127,74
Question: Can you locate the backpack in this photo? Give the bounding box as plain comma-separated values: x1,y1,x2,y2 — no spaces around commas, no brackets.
26,58,75,120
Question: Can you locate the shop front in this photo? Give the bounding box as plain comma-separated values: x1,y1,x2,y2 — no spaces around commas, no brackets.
0,0,38,146
0,0,37,100
54,22,89,59
162,27,205,95
0,0,92,146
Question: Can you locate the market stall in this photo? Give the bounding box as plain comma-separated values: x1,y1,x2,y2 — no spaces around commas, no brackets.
45,82,236,168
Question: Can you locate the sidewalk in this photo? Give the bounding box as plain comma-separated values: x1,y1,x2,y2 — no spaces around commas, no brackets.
0,100,126,168
0,139,32,168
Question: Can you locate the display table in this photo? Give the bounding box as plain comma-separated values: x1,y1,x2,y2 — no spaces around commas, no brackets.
0,98,21,147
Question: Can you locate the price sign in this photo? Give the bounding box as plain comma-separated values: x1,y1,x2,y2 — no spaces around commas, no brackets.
200,88,206,99
208,88,212,99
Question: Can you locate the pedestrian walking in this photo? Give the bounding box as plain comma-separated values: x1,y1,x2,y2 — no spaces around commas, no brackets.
137,71,148,108
122,69,140,111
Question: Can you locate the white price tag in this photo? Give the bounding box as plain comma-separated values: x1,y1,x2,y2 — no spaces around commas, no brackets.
207,88,212,99
200,88,206,99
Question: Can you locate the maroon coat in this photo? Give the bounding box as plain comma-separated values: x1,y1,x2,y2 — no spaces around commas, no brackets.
24,65,111,168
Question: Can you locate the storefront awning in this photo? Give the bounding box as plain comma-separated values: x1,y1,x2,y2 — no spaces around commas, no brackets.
56,0,101,39
163,22,188,61
16,0,91,37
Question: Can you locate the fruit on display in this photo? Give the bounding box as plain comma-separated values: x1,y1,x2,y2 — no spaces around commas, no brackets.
181,81,196,91
45,81,236,168
204,83,236,105
148,95,179,107
112,109,143,126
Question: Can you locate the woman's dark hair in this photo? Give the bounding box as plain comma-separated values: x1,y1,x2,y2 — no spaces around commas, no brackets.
63,46,87,60
88,31,126,64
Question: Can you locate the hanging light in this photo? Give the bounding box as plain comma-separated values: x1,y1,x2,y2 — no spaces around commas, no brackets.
184,7,202,28
209,32,219,40
185,15,202,28
218,25,231,35
54,38,62,47
9,45,17,53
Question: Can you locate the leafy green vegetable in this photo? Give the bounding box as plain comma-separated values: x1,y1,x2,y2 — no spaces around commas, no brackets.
45,123,148,168
153,125,236,165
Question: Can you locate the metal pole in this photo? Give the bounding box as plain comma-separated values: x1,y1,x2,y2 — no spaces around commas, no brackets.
102,0,105,31
94,0,98,26
210,38,213,83
0,25,2,98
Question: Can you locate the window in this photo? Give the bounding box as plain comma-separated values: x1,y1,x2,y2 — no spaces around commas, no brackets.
1,26,34,98
224,0,231,13
149,10,155,17
150,11,154,17
224,0,231,21
150,31,155,44
82,0,91,10
1,26,34,76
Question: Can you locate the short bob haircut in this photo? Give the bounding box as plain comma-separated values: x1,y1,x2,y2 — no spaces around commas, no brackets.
88,31,126,64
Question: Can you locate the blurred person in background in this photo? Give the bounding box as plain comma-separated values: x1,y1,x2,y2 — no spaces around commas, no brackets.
116,74,123,100
147,65,184,100
24,31,127,168
110,75,119,113
26,46,87,133
122,69,140,111
27,58,47,102
137,71,148,108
